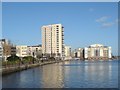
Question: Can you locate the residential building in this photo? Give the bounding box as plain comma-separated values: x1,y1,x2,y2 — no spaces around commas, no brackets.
27,45,42,58
71,49,77,58
64,45,72,60
72,48,84,59
0,39,16,61
77,48,84,59
0,43,3,60
0,39,11,59
41,24,64,59
84,44,112,60
16,45,28,57
10,45,16,56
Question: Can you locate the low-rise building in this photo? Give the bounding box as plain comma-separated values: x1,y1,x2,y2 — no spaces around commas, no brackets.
84,44,112,60
72,44,112,60
27,45,42,58
16,45,42,58
0,43,3,60
77,48,84,59
0,39,16,61
64,45,72,60
11,45,16,56
72,48,84,59
0,39,11,59
16,45,28,57
71,49,77,58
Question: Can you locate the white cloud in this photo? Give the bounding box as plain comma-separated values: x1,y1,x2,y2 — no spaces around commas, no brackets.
96,16,117,28
96,16,109,23
101,22,114,28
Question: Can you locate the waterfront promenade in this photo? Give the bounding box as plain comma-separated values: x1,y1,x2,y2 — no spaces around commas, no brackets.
2,58,117,75
2,59,72,75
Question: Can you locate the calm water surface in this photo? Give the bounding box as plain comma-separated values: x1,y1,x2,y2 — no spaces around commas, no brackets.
2,60,118,88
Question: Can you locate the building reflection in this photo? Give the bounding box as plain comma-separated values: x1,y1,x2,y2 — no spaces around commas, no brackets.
41,63,64,88
84,61,113,83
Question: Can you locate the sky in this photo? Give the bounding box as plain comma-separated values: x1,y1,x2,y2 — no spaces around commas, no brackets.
2,2,118,55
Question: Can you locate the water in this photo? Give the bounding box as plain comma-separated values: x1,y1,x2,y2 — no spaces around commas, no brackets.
2,60,118,88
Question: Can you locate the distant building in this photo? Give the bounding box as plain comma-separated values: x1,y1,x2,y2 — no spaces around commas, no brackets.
41,24,64,59
0,39,16,61
71,49,77,58
16,45,28,57
84,44,112,60
0,39,11,59
16,45,42,58
27,45,42,58
0,43,3,60
64,45,72,60
72,48,84,59
77,48,84,59
10,46,16,55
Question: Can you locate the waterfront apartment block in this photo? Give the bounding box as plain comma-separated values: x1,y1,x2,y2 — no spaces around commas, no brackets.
41,24,64,59
16,45,28,57
84,44,112,60
27,45,42,58
73,44,112,60
16,45,42,58
76,48,84,59
72,48,84,59
64,45,72,60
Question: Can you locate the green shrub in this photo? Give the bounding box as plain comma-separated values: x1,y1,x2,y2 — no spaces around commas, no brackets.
22,56,36,64
7,55,20,61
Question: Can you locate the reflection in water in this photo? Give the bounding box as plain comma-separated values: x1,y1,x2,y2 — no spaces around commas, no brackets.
41,63,64,88
84,61,112,87
2,60,118,88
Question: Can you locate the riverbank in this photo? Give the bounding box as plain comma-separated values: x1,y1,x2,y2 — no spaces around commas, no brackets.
3,58,116,75
2,60,68,76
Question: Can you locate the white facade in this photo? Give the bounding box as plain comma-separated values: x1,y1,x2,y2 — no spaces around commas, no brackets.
77,48,83,57
72,48,84,59
100,48,103,57
16,45,28,57
64,46,72,60
77,51,81,57
0,43,3,59
41,24,64,57
27,45,42,58
0,39,15,61
108,47,112,58
84,47,88,59
65,46,71,57
84,44,112,59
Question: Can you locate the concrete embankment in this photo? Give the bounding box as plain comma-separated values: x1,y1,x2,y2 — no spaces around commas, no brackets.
2,60,65,76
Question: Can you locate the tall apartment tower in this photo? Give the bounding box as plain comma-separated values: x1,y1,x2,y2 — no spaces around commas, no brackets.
41,24,64,58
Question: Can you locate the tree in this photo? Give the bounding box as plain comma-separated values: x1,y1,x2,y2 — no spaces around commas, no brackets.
7,55,20,61
6,55,21,67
